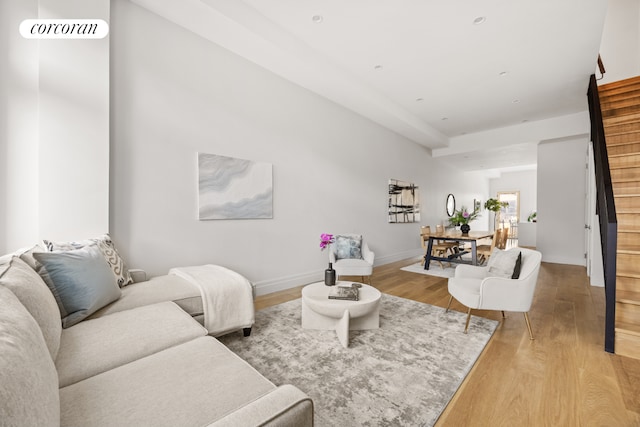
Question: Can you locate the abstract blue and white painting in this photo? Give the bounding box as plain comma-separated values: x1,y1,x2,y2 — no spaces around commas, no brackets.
198,153,273,220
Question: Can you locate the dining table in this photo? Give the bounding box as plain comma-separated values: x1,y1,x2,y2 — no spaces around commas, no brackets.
423,230,494,270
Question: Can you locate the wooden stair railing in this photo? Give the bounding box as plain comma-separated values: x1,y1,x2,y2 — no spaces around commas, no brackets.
596,74,640,359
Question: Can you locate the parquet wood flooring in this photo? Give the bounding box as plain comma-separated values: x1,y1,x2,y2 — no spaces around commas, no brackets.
253,258,640,426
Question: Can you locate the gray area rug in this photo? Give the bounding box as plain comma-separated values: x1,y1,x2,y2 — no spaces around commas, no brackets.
218,294,498,426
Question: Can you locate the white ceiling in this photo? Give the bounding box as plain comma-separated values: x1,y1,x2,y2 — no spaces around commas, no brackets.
130,0,608,172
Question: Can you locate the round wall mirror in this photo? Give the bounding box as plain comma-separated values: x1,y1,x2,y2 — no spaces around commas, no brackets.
446,194,456,217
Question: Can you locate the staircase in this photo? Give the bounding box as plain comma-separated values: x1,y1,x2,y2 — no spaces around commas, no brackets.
599,75,640,359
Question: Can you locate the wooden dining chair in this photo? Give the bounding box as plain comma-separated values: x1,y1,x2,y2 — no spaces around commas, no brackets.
476,228,502,265
420,226,455,268
497,226,509,249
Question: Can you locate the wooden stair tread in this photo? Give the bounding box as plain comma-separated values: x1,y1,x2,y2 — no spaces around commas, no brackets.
602,96,640,110
614,193,640,197
604,112,640,126
599,75,640,92
602,104,640,118
617,242,640,253
618,271,640,279
617,290,640,305
615,322,640,337
603,122,640,136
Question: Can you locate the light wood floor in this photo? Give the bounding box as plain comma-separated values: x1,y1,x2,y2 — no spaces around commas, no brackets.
254,258,640,426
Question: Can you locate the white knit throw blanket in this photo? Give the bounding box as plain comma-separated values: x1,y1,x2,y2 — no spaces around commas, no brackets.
168,265,254,336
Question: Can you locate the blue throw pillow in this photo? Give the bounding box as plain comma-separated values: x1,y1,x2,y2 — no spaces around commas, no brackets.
34,245,121,328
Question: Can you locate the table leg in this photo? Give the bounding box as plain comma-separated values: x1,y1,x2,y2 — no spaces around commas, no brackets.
424,237,434,270
336,309,350,348
471,241,477,265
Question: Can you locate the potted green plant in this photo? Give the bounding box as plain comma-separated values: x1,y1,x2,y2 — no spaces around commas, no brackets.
527,211,537,222
484,198,508,230
448,206,480,234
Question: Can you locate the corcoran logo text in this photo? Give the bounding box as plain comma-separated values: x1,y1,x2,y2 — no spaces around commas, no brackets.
20,19,109,39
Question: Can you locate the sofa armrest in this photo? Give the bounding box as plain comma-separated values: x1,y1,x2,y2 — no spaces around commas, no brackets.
128,269,147,283
207,385,313,427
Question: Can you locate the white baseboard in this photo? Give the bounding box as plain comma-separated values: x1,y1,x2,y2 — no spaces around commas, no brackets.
253,248,423,296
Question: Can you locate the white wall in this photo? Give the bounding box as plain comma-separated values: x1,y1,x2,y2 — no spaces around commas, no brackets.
598,0,640,84
110,0,489,294
0,0,40,252
37,0,110,242
0,0,110,253
537,137,588,266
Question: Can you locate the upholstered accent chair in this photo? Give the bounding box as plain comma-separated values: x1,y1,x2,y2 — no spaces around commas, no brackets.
329,234,375,284
446,247,542,339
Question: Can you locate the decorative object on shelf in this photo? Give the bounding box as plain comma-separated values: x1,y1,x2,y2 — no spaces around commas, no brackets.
527,211,537,222
448,206,480,234
320,233,336,286
324,263,337,286
446,194,456,217
484,198,509,230
388,179,420,223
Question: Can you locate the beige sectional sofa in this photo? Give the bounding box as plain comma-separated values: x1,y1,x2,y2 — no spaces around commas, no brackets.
0,254,313,426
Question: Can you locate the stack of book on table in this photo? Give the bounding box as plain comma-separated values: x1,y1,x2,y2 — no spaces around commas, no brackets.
328,283,360,301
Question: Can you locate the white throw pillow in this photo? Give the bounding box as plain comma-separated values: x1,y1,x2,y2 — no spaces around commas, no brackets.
486,249,521,278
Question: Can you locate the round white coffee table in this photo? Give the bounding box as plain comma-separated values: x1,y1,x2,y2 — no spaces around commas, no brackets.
301,281,381,348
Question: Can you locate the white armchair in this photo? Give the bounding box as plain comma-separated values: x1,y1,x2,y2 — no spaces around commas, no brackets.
446,247,542,339
329,234,375,284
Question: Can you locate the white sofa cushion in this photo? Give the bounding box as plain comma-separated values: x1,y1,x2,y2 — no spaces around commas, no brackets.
89,274,203,319
0,256,62,359
0,285,60,427
56,302,208,387
60,336,277,427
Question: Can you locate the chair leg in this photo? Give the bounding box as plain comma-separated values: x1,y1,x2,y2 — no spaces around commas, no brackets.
446,295,453,312
501,310,506,319
524,312,534,340
464,307,472,334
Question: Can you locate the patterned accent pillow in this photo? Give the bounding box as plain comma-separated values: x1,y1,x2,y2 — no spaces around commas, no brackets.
487,249,521,278
42,234,133,287
334,234,363,260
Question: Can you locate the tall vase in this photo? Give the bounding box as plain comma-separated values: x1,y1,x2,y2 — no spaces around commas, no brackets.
324,262,336,286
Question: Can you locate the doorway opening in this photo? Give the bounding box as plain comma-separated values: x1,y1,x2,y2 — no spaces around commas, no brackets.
497,191,520,246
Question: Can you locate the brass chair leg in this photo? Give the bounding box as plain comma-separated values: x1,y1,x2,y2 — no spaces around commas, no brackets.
524,312,534,340
446,295,453,312
464,307,472,334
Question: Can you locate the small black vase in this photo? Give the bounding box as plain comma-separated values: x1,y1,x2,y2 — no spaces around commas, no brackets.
460,224,470,234
324,263,336,286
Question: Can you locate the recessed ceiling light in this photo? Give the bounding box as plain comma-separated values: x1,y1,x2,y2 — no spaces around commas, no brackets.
441,117,448,121
416,97,424,102
499,71,508,76
311,15,323,23
374,64,383,70
512,99,520,103
473,16,486,25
